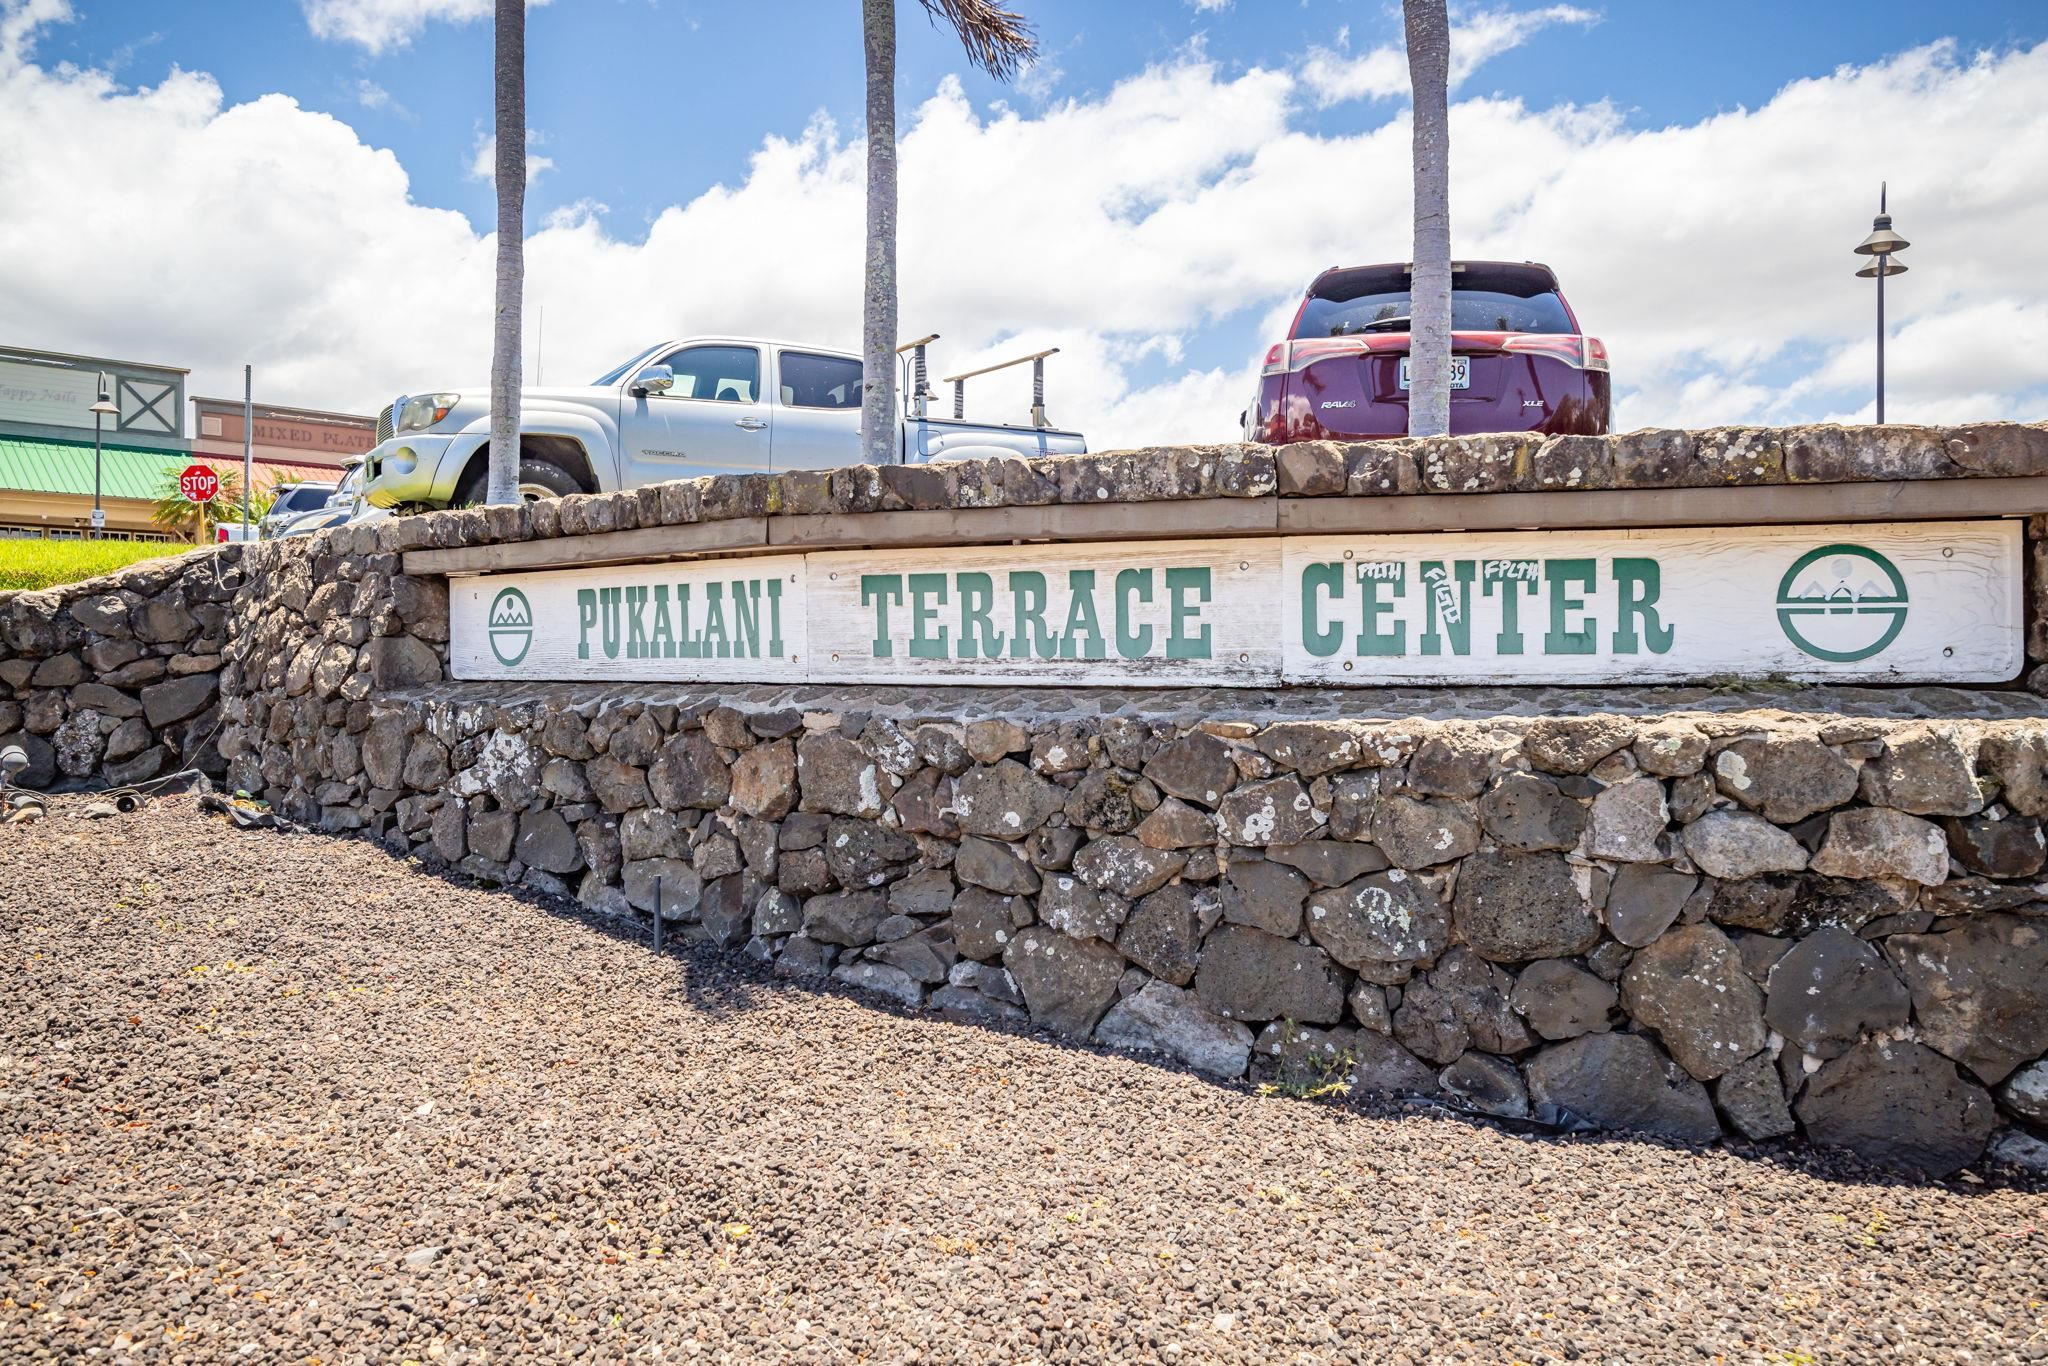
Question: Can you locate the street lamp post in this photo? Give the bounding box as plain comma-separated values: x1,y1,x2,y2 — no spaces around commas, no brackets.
1853,183,1909,424
88,376,118,537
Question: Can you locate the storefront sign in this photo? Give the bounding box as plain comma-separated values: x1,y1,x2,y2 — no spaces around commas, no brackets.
448,520,2022,687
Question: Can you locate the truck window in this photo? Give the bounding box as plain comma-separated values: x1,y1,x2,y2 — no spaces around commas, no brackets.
654,345,760,403
779,352,863,409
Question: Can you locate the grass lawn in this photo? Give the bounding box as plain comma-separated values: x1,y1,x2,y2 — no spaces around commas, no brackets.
0,538,191,592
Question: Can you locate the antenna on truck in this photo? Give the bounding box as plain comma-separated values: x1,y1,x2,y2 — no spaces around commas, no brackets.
938,347,1061,429
896,334,940,418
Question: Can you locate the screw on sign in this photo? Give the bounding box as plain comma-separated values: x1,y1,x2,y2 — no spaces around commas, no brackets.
179,464,221,503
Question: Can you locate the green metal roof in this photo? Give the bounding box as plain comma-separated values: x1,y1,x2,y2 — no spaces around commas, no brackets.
0,436,192,502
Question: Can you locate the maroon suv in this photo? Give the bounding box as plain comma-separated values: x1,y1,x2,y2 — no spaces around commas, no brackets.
1242,260,1610,442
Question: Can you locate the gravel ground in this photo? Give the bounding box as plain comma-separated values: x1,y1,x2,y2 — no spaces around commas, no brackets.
3,797,2044,1365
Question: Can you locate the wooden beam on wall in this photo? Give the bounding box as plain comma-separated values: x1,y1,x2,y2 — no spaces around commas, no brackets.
402,476,2048,578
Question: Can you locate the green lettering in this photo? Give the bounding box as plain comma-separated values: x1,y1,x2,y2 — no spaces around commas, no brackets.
1061,569,1106,660
767,578,784,657
704,581,730,659
1612,558,1675,655
908,573,949,660
957,572,1003,659
1114,568,1154,659
1483,561,1537,655
862,574,904,658
1357,566,1406,657
731,580,762,658
1300,562,1343,658
649,584,676,659
1420,560,1476,657
1544,558,1597,655
576,588,597,660
599,586,623,660
675,582,702,659
1009,571,1055,659
1165,567,1212,660
624,585,650,659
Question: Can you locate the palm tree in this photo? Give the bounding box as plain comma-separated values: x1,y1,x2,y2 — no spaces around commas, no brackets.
860,0,1035,466
486,0,525,504
1403,0,1452,439
153,465,272,543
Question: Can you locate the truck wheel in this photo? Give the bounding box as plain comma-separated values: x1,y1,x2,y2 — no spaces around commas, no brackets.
453,457,584,506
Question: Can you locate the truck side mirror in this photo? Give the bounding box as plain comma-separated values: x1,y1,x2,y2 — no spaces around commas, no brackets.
630,364,675,397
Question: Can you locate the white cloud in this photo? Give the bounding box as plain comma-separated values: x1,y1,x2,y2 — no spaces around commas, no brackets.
0,0,2043,456
1303,4,1598,106
354,78,391,109
468,130,553,185
301,0,549,55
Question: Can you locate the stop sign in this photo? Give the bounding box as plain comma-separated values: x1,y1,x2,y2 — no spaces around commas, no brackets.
179,464,220,503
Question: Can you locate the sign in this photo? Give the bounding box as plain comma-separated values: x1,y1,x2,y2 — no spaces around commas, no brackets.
179,464,221,503
447,520,2022,687
0,359,99,430
452,557,809,682
90,508,106,530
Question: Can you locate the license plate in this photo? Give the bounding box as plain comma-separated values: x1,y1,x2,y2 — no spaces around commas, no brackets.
1399,356,1470,390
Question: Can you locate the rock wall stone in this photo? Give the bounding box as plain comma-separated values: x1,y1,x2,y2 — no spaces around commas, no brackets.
0,547,242,789
7,426,2048,1178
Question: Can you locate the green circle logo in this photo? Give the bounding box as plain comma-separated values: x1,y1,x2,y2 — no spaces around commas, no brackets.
488,586,534,666
1775,544,1909,663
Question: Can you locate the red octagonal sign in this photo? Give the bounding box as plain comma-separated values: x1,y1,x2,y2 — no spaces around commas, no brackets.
179,464,220,503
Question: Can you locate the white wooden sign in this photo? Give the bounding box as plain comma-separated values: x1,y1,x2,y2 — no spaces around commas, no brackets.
447,521,2022,686
804,538,1282,686
1282,521,2020,684
449,555,809,682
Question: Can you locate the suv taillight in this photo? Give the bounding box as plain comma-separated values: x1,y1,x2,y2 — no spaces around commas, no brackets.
1260,342,1288,376
1502,334,1608,371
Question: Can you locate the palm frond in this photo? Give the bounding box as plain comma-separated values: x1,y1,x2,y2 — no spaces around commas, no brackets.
915,0,1036,82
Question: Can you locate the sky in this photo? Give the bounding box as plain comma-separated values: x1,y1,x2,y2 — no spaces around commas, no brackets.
3,0,2047,448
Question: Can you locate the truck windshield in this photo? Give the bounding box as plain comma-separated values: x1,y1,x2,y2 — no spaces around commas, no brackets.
591,347,661,386
1295,265,1576,337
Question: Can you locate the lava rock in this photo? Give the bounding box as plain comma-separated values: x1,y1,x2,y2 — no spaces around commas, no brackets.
1003,927,1128,1037
1711,735,1859,824
1884,914,2048,1084
1508,959,1617,1041
1477,772,1587,853
1808,808,1948,886
1681,810,1809,880
1524,1032,1722,1143
1194,925,1345,1024
1619,924,1768,1081
1762,927,1910,1059
1453,850,1601,963
1095,980,1254,1079
1794,1038,1996,1177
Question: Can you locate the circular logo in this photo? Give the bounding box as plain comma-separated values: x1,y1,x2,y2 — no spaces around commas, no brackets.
487,586,534,667
1775,544,1909,663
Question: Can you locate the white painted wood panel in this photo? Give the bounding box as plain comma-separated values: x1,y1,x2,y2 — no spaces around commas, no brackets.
804,538,1284,686
448,555,809,682
1281,520,2021,684
444,521,2023,687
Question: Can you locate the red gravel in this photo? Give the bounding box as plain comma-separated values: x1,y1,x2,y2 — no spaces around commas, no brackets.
3,796,2044,1364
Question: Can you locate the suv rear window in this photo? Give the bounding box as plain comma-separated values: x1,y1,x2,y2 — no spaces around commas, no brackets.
274,484,336,514
1294,264,1576,338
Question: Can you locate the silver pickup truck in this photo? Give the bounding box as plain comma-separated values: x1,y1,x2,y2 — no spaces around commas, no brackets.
358,336,1086,509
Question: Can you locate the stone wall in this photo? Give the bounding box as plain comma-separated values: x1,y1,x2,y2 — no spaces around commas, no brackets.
0,547,242,789
5,423,2048,1178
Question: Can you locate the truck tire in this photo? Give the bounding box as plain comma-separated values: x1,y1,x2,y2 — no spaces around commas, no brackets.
453,456,584,507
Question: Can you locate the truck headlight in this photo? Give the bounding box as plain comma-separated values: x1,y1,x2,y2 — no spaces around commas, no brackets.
395,392,461,432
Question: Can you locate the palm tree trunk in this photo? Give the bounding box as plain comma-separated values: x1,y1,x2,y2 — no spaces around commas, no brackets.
487,0,525,504
1404,0,1452,440
859,0,899,468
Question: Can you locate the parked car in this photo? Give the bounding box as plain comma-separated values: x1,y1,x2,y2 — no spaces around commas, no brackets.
357,337,1087,511
1242,260,1610,443
258,479,338,539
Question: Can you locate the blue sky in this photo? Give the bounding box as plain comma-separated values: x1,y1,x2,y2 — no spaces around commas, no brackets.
51,1,2048,242
6,0,2048,444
